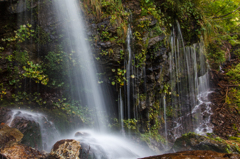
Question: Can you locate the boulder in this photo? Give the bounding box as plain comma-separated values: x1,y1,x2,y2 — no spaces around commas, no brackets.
1,144,46,159
48,139,81,159
171,133,240,154
140,150,240,159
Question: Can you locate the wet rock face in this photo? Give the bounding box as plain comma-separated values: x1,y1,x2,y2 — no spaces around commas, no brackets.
1,144,46,159
0,124,46,159
0,108,12,124
171,133,240,154
0,108,42,149
140,150,240,159
148,34,165,49
10,116,42,150
0,124,23,149
7,0,38,14
48,139,81,159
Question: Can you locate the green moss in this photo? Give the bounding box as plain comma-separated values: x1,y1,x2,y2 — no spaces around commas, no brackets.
173,133,240,154
158,0,204,42
140,132,166,144
207,42,226,65
234,49,240,58
228,136,240,141
227,63,240,82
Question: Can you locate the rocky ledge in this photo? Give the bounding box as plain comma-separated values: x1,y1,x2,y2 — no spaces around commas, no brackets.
140,150,240,159
171,132,240,154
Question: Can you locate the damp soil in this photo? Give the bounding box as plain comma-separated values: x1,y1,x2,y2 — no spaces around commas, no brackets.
209,58,240,139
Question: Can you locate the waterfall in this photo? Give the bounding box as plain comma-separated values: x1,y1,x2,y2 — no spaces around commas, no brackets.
7,110,60,151
53,0,107,131
51,0,154,158
168,21,213,139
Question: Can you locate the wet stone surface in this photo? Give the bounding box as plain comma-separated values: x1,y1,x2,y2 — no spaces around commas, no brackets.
140,150,240,159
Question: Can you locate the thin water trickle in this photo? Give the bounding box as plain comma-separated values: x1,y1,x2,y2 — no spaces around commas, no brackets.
168,21,213,139
220,66,224,73
163,95,168,146
118,88,125,136
126,20,132,121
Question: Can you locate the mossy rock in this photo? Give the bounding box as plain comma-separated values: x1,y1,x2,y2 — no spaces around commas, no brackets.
171,133,240,154
140,150,240,159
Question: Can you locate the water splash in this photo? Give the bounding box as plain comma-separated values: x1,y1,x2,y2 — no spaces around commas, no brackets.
60,129,155,159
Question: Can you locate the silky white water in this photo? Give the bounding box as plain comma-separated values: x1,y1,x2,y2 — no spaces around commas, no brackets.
168,22,213,139
55,129,155,159
53,0,107,131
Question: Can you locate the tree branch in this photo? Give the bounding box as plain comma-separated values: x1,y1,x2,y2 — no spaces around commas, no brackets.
213,5,240,19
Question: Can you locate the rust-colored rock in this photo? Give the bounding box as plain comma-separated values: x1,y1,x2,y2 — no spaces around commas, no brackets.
0,124,46,159
48,139,81,159
140,150,240,159
0,124,23,149
1,144,46,159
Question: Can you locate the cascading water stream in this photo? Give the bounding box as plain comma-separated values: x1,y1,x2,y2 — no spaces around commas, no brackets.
193,73,213,134
168,22,213,139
